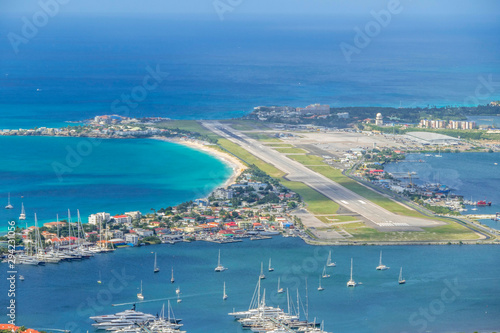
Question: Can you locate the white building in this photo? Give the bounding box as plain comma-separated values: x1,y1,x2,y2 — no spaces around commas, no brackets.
134,228,154,237
298,104,330,115
125,233,139,246
113,215,132,224
88,212,111,225
375,113,384,126
125,211,142,220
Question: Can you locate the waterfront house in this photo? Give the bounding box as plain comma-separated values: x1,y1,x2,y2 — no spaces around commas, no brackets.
46,236,78,246
124,233,139,246
218,229,234,237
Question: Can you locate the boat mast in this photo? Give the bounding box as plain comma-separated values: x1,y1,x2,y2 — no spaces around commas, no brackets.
68,209,72,246
286,288,290,315
305,277,309,322
350,258,353,281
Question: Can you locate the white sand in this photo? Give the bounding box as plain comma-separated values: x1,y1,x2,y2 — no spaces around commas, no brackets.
152,136,247,188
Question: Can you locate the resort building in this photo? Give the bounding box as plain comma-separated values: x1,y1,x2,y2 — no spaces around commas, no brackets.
125,211,142,220
88,212,111,225
297,104,330,115
113,214,132,224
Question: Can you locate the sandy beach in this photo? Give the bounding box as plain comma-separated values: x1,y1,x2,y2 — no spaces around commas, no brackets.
152,136,247,188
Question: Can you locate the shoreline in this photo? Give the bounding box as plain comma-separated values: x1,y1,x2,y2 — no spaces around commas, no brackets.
152,136,247,189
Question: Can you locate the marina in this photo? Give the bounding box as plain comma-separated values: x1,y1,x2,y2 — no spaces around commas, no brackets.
2,232,500,332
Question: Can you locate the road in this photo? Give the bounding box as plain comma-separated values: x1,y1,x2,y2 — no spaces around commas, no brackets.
203,121,444,231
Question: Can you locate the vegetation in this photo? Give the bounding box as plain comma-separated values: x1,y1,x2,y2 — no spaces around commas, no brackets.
273,147,307,154
142,236,161,245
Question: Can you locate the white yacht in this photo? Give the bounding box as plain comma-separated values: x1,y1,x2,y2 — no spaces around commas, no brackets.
317,275,324,291
398,267,406,284
19,202,26,220
326,250,336,267
259,262,266,280
268,258,274,272
5,193,13,209
92,319,136,329
90,309,155,323
214,249,227,272
137,280,144,300
347,258,357,287
277,277,284,294
153,252,160,273
223,281,228,300
321,266,330,278
376,251,389,270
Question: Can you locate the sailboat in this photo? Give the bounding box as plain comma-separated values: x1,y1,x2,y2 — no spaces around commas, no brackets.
214,249,227,272
171,267,175,283
376,251,389,270
326,250,336,267
398,267,406,284
5,193,13,209
322,266,331,278
318,275,324,291
435,148,442,158
277,277,284,294
97,271,102,284
176,291,182,303
176,286,181,295
19,202,26,220
154,252,160,273
259,262,266,280
268,258,274,272
347,258,357,287
137,280,144,300
223,282,228,300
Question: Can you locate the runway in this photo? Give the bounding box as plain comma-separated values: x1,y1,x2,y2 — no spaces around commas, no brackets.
203,121,444,231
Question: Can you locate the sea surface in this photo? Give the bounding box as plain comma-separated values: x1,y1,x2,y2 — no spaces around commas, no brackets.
1,237,499,333
1,15,500,129
384,152,500,230
0,12,499,332
0,136,231,232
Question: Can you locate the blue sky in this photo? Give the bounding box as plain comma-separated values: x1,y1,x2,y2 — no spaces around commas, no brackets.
1,0,499,18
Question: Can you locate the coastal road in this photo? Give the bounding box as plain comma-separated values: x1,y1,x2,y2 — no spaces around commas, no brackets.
202,121,444,231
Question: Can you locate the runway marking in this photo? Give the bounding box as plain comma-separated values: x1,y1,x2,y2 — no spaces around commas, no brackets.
358,200,366,204
341,200,349,205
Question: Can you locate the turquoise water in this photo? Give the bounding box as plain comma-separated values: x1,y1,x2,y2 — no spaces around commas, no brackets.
2,238,499,333
0,136,231,232
384,152,500,216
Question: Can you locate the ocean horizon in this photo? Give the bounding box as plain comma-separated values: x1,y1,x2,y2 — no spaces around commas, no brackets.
1,15,500,130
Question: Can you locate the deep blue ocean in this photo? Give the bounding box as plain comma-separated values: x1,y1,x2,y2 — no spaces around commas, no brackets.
1,238,499,333
0,11,500,332
1,15,500,129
